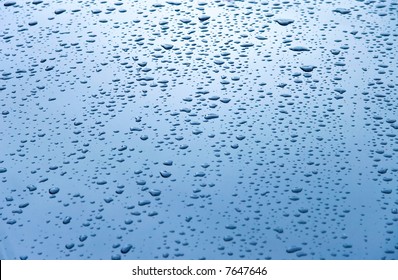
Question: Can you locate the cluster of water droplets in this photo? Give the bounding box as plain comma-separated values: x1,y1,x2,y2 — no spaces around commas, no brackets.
0,0,397,259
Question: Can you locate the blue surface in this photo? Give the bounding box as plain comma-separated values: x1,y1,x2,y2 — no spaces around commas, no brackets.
0,0,397,260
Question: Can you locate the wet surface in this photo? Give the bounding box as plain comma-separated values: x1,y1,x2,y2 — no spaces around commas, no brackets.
0,0,398,259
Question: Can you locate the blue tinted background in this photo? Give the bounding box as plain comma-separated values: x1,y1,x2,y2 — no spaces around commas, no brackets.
0,0,397,259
